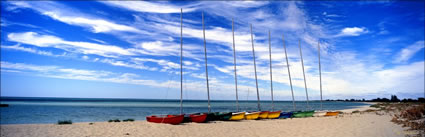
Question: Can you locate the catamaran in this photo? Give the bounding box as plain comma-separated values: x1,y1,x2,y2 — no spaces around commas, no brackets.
185,11,210,123
279,34,295,119
292,40,315,118
266,30,281,119
199,12,232,121
146,8,187,125
244,24,262,120
313,40,327,117
229,18,246,121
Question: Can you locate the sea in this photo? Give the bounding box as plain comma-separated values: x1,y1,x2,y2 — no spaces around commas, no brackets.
0,97,369,124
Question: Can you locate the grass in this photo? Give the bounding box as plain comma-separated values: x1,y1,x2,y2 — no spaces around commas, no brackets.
352,110,360,113
57,120,72,125
370,104,380,108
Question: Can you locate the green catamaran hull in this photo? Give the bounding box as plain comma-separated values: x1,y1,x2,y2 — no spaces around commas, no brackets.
292,111,315,118
215,112,232,121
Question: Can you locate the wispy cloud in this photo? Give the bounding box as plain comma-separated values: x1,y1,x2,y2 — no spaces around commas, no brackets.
43,12,143,33
1,61,165,88
99,58,158,71
1,44,59,57
394,41,425,63
0,61,265,99
8,32,135,57
101,1,198,13
6,1,145,34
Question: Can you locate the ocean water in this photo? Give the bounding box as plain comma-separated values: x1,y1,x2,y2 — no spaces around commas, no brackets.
0,97,368,124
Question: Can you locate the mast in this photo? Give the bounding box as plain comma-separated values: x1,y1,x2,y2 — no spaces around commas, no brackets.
202,12,211,113
282,34,296,111
298,39,310,110
232,18,240,112
179,8,183,115
317,40,323,110
250,24,261,111
268,30,275,111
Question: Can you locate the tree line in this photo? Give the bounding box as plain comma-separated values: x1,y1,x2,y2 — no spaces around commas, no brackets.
325,95,425,102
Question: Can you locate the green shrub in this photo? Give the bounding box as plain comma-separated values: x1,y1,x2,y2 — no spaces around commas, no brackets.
352,110,360,113
57,120,72,125
108,119,121,122
123,119,135,122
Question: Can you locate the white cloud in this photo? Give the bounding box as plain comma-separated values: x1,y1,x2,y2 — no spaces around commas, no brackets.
102,1,198,13
43,11,142,33
132,58,199,71
8,32,134,57
1,61,162,87
89,38,108,44
394,41,425,63
1,61,58,72
6,1,144,34
82,56,89,60
1,44,56,56
100,59,158,71
336,27,368,37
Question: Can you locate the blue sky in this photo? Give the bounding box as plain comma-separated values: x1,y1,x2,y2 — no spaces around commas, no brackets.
1,1,424,100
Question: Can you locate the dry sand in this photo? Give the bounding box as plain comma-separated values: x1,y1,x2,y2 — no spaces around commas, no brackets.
0,104,413,137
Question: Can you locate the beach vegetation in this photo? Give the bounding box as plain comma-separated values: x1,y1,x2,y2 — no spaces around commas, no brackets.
364,109,376,113
370,104,380,108
123,119,135,122
352,110,360,113
108,119,121,122
390,103,425,136
57,120,72,125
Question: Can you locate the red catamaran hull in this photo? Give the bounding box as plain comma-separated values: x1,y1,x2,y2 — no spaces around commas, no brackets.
189,113,208,123
146,115,184,125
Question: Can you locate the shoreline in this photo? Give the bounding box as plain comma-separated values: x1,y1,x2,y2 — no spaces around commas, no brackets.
339,102,376,113
0,102,373,125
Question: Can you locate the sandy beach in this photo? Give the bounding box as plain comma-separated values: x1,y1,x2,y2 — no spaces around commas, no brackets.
1,103,415,137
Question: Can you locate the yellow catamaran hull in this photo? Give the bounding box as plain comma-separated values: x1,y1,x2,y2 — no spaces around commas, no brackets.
267,111,281,119
258,111,269,119
244,112,260,120
229,112,246,120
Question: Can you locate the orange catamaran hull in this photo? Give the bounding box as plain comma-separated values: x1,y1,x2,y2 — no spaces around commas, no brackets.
267,111,281,119
258,111,269,119
325,111,340,116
